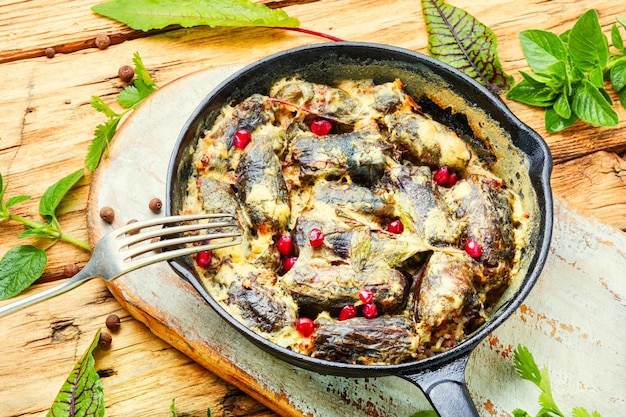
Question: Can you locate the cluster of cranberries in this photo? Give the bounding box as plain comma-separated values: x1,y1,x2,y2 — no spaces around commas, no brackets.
433,165,458,188
338,287,379,322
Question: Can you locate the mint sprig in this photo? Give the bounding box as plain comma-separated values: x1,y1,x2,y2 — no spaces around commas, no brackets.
86,52,158,172
507,9,626,132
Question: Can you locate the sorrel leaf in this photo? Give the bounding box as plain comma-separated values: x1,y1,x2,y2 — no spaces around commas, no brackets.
91,0,300,32
0,245,47,300
421,0,514,94
47,329,105,417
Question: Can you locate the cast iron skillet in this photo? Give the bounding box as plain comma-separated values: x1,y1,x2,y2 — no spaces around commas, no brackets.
166,42,553,416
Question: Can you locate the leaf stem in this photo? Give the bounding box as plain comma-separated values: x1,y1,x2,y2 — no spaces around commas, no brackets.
8,214,91,252
276,27,345,42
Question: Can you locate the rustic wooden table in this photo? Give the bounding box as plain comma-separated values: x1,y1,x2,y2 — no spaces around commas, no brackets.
1,1,625,416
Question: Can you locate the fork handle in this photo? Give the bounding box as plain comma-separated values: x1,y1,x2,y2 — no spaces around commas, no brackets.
0,270,94,318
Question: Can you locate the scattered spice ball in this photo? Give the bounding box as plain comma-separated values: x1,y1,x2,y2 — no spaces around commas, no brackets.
105,314,121,332
148,197,162,213
99,206,115,223
118,65,135,83
44,47,55,58
99,331,112,348
95,33,111,50
63,263,79,277
126,219,139,235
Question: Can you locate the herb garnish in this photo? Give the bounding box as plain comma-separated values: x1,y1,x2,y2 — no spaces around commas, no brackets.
47,329,105,417
0,169,88,300
86,52,158,172
421,0,514,95
91,0,299,31
507,9,626,132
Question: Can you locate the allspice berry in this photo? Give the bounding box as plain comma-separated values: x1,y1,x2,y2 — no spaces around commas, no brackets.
149,197,162,213
118,65,135,83
95,33,111,50
63,263,79,277
105,314,121,332
99,331,112,348
99,206,115,223
126,219,139,235
44,47,56,58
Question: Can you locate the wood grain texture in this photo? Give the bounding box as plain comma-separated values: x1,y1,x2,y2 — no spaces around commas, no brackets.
0,0,625,416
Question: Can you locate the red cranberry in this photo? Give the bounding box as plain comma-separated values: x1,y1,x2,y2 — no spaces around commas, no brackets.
234,129,251,149
358,288,374,304
362,303,379,319
433,166,450,186
446,172,458,187
338,305,357,321
387,219,404,234
282,256,297,272
295,317,315,337
196,251,212,268
276,235,293,256
309,228,324,247
310,119,332,136
465,239,482,259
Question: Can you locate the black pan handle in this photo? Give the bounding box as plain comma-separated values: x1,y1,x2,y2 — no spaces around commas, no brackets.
399,355,479,417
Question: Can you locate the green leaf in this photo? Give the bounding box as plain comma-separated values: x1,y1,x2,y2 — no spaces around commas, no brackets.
6,195,30,209
568,9,609,72
618,17,626,30
619,86,626,109
86,116,122,172
90,95,119,118
610,58,626,91
506,80,557,107
545,107,579,132
611,24,624,51
512,409,531,417
518,30,568,74
118,52,158,108
18,226,56,239
572,79,619,126
91,0,300,31
421,0,514,94
0,245,47,300
553,93,572,119
170,399,178,417
513,344,543,386
572,408,594,417
47,329,105,417
39,168,84,220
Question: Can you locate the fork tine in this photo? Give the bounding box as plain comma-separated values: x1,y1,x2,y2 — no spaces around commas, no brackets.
123,231,241,260
117,213,234,236
120,220,236,247
122,237,242,274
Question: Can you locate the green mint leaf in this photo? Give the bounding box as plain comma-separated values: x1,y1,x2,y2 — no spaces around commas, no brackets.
0,245,47,300
617,17,626,30
39,168,84,220
611,24,624,51
90,95,119,118
86,116,121,172
91,0,300,32
553,93,572,119
421,0,514,94
545,107,579,132
610,57,626,91
518,29,568,75
572,79,619,127
619,86,626,109
568,9,609,73
506,80,557,107
6,195,30,209
47,329,105,417
18,225,56,239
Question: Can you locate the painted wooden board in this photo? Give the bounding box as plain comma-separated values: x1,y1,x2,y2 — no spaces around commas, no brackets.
87,65,626,417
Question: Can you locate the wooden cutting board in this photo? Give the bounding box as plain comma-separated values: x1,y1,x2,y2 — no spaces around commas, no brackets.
87,65,626,417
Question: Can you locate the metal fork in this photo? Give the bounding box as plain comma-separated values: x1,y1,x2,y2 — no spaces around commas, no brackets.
0,213,241,318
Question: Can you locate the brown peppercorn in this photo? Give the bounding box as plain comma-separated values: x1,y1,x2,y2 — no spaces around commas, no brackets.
99,331,112,348
44,47,56,58
126,219,139,235
105,314,121,332
63,263,79,277
148,197,162,213
99,206,115,223
118,65,135,83
95,33,111,50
